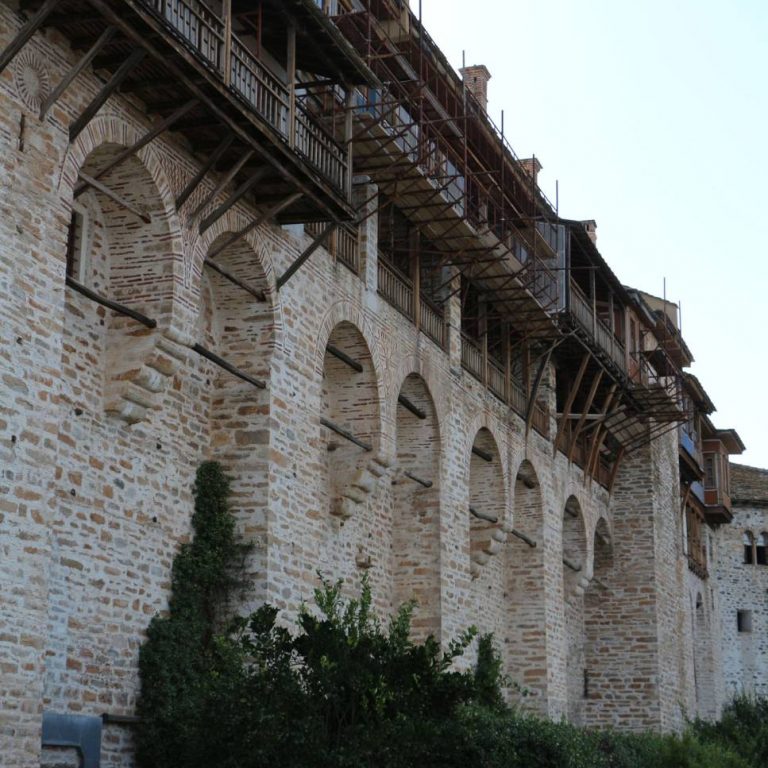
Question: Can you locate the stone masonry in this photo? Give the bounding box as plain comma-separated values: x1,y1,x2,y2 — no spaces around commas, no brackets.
0,2,750,766
715,464,768,699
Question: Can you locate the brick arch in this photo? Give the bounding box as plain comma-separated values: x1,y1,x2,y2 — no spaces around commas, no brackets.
193,228,277,613
194,219,282,356
505,456,548,708
314,302,386,448
391,372,441,640
463,411,509,500
55,116,188,424
57,115,182,284
563,493,590,725
692,588,716,719
389,356,447,447
467,425,508,578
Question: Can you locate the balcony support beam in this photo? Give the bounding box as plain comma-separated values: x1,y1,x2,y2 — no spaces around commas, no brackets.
190,150,255,219
40,26,116,119
397,394,426,420
176,133,234,211
585,383,618,485
554,353,590,457
199,165,270,234
74,98,198,197
276,223,335,291
208,192,303,261
77,172,150,223
327,345,363,373
0,0,60,77
567,369,604,463
69,49,146,142
203,258,266,303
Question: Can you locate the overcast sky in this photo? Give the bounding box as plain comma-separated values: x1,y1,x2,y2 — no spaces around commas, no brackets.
418,0,768,469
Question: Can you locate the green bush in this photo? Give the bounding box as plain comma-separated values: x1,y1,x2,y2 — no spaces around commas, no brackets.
136,463,765,768
693,695,768,766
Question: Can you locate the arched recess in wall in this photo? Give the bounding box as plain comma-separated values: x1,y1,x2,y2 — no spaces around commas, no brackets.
391,373,441,640
195,233,274,609
59,143,176,420
562,495,589,725
469,427,507,578
321,322,380,521
468,428,506,578
693,591,716,720
583,517,613,721
47,142,176,715
505,459,547,706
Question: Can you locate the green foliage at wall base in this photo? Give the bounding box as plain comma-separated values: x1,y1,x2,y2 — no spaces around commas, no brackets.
136,462,762,768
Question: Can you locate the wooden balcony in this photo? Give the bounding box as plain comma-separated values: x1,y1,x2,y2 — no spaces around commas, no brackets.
377,258,446,349
14,0,369,222
567,280,627,375
306,222,360,274
460,334,549,439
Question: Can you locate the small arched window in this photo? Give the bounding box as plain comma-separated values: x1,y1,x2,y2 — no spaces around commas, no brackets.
757,533,768,566
744,532,755,565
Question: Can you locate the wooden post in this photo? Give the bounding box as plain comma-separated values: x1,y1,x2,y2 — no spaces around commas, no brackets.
590,267,597,335
345,89,355,198
624,307,631,375
411,228,421,328
287,25,297,149
480,299,488,385
608,293,615,333
503,322,511,404
222,0,232,86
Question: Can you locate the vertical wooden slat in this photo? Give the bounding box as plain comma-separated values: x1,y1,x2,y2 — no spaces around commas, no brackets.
287,25,296,149
222,0,232,85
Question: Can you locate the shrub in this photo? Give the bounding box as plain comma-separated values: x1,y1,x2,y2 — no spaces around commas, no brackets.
136,463,764,768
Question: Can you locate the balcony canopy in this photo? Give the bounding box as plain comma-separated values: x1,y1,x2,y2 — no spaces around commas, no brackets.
254,0,378,85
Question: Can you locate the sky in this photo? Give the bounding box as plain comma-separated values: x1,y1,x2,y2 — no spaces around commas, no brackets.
418,0,768,469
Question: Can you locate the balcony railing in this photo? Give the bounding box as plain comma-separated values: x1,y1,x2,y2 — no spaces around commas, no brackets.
680,426,702,467
141,0,348,192
378,258,414,319
487,357,506,401
420,296,446,349
461,333,484,381
567,280,627,375
306,223,360,274
377,258,446,348
531,401,550,439
690,481,706,506
459,335,550,438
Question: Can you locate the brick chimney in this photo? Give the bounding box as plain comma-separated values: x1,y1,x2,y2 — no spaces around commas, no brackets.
520,157,542,184
460,64,491,110
581,219,597,245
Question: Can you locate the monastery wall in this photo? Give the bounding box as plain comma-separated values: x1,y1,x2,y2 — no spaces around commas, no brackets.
0,8,713,766
715,464,768,700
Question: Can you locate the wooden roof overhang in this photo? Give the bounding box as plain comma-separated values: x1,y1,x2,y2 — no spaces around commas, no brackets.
19,0,361,223
256,0,377,85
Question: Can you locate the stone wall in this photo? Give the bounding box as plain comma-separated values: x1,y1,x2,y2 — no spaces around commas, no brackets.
715,464,768,699
0,6,726,765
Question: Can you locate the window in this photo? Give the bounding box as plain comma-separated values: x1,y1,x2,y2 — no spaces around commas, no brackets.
685,505,707,576
65,206,91,284
704,454,716,489
757,533,768,566
737,610,753,634
744,531,755,564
